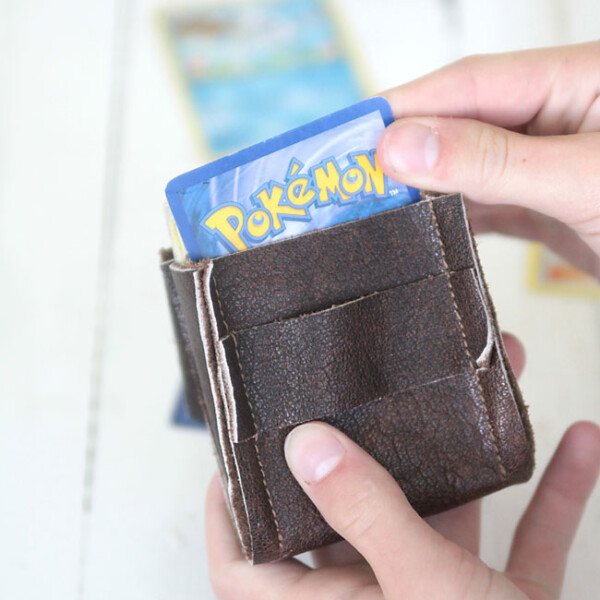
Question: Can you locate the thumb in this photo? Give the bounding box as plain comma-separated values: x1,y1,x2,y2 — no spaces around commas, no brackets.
284,422,506,599
377,117,600,256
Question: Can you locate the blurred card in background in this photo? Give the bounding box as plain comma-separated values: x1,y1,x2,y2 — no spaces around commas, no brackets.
159,0,368,156
527,243,600,298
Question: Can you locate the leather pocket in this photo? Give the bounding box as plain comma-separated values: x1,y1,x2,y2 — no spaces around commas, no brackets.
162,194,535,564
221,269,481,441
207,199,451,331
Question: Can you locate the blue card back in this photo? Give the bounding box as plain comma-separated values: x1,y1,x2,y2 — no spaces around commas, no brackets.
166,97,419,260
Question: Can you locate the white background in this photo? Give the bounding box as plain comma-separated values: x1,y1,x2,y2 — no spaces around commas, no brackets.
1,0,599,598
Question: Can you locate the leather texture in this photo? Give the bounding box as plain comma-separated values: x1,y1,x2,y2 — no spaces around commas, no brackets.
160,194,535,564
160,249,206,423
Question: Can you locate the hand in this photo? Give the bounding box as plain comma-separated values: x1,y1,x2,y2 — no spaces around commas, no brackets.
206,422,600,600
206,338,600,599
376,42,600,279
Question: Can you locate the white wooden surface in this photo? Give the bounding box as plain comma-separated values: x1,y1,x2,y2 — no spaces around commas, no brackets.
1,1,598,598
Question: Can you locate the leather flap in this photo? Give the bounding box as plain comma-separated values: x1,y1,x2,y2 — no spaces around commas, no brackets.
159,193,535,564
209,196,472,331
223,271,477,441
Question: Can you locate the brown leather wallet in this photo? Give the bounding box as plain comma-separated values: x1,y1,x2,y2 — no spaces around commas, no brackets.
160,193,534,564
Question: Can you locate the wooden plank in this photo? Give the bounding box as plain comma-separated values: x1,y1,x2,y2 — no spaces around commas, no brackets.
0,0,117,598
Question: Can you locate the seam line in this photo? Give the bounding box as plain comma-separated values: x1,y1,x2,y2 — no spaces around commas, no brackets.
213,279,285,554
427,200,507,479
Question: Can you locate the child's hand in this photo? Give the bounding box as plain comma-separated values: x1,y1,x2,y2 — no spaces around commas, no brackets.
206,418,600,600
206,334,599,600
206,44,600,598
377,42,600,278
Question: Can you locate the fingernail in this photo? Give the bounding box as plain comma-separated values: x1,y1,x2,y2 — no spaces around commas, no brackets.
284,423,344,484
384,121,439,174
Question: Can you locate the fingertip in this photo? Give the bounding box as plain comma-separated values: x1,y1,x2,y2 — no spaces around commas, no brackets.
205,472,228,542
285,422,346,485
373,83,407,119
372,87,395,108
501,331,526,378
378,118,440,179
376,123,397,178
543,422,600,504
506,421,600,593
565,420,600,439
206,472,225,509
205,471,248,572
561,421,600,464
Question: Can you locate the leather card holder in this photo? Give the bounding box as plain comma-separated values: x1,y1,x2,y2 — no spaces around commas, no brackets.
160,193,534,564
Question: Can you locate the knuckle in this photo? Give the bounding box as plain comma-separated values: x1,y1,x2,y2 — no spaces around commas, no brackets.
455,53,484,70
474,125,510,191
209,574,227,599
210,569,239,600
336,478,384,541
439,540,496,600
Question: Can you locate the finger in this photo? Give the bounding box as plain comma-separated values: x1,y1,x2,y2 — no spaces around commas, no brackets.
205,474,245,564
205,473,309,599
376,117,600,259
205,474,376,600
284,422,493,598
425,500,481,555
380,42,600,134
501,332,526,379
311,540,365,568
506,422,600,599
465,201,600,278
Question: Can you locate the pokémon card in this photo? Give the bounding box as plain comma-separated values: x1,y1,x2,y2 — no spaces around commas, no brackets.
166,97,420,261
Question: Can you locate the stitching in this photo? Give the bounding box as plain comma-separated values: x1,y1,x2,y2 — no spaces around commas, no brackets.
426,201,507,479
213,279,285,553
219,268,462,339
195,269,252,558
168,270,207,419
237,370,471,442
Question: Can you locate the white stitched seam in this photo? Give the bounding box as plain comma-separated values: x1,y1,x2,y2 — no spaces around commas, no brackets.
213,280,285,553
426,201,507,479
194,268,250,559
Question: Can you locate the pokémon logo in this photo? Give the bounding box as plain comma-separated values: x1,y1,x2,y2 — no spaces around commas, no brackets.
201,150,388,252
